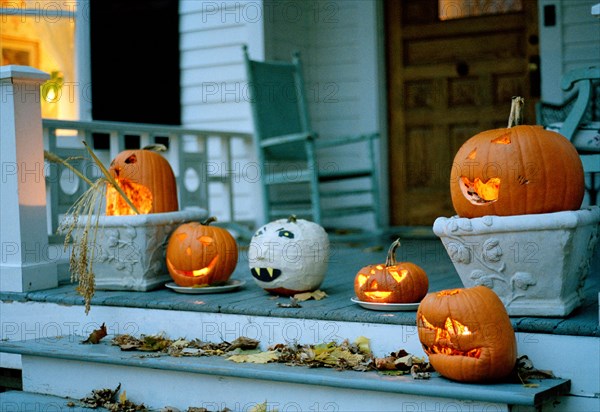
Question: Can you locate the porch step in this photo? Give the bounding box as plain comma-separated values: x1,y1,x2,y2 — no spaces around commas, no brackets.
0,336,570,412
0,390,108,411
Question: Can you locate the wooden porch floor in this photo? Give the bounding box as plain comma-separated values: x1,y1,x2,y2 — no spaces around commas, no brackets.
2,234,599,337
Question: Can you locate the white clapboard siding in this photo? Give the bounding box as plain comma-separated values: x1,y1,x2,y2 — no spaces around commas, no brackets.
261,0,383,229
539,0,600,102
179,0,384,228
179,0,264,224
562,0,600,66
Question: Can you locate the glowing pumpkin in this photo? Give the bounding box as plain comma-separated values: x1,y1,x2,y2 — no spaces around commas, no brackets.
166,217,238,287
354,239,428,303
450,97,584,218
249,215,329,295
417,286,517,382
106,146,179,215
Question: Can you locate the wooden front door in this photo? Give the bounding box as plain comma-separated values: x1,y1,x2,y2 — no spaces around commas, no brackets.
386,0,539,226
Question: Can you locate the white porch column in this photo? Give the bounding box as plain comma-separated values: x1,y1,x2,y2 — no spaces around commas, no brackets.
0,65,58,292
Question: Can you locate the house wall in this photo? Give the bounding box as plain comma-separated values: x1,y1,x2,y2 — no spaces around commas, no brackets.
179,0,266,224
179,0,598,229
266,0,386,231
179,0,386,229
539,0,600,103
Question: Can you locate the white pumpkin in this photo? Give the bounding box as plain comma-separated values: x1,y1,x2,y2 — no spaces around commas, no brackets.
249,215,329,295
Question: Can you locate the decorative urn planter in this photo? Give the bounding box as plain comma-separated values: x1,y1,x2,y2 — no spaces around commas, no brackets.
75,210,207,291
433,207,600,317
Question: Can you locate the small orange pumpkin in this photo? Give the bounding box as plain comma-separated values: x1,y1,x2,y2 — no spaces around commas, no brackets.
417,286,517,382
450,97,584,218
106,146,179,215
354,239,428,303
166,217,238,287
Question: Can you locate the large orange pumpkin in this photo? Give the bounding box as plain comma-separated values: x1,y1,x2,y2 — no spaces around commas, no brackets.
417,286,517,382
450,97,584,218
166,217,238,287
354,239,428,303
106,146,179,215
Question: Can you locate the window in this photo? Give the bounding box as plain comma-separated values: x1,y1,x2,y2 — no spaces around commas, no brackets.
0,0,87,120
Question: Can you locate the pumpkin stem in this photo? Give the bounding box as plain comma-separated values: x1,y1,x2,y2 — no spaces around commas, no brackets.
201,216,218,226
287,215,297,223
507,96,525,128
385,238,401,267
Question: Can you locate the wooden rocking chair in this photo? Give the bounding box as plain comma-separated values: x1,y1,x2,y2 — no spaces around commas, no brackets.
243,45,381,227
536,66,600,205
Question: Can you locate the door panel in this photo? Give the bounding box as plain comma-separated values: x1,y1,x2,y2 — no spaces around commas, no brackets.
386,0,539,226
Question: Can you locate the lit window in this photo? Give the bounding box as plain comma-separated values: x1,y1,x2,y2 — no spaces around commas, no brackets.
1,1,80,120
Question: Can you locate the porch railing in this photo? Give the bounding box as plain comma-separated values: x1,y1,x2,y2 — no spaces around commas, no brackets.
42,118,255,241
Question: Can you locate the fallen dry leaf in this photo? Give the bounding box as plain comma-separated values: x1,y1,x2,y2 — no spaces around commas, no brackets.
410,364,432,379
80,384,121,408
249,402,271,412
227,336,260,351
227,350,279,364
112,334,172,353
277,297,302,308
82,323,107,344
293,290,328,302
354,336,371,355
109,332,433,379
374,348,431,377
516,355,556,383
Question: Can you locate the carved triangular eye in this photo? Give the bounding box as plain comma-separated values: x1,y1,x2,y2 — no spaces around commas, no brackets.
389,269,407,283
198,235,213,246
176,233,188,242
125,154,137,164
491,133,511,144
467,148,477,160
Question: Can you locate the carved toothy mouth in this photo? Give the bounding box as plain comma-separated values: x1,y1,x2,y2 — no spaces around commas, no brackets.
251,267,282,282
418,314,482,358
166,255,219,278
459,176,500,205
364,291,392,299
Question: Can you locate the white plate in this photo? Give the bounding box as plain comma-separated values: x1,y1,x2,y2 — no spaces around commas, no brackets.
351,297,420,311
165,280,246,294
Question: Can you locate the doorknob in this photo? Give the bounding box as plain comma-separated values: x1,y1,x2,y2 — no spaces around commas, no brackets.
456,61,469,77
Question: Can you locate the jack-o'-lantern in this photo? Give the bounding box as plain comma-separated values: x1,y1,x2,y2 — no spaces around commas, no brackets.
106,146,179,215
166,217,238,287
354,239,428,303
450,97,584,218
249,215,329,295
417,286,517,382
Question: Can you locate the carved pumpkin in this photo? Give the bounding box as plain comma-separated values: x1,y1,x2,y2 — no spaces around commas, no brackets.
417,286,517,382
106,146,179,215
354,239,428,303
450,97,584,218
249,215,329,295
166,217,238,287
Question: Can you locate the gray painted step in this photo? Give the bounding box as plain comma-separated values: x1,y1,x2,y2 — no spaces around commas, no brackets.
0,390,108,412
0,336,570,411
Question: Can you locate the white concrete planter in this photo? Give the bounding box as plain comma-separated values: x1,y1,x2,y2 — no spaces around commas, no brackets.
75,210,207,291
433,207,600,317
